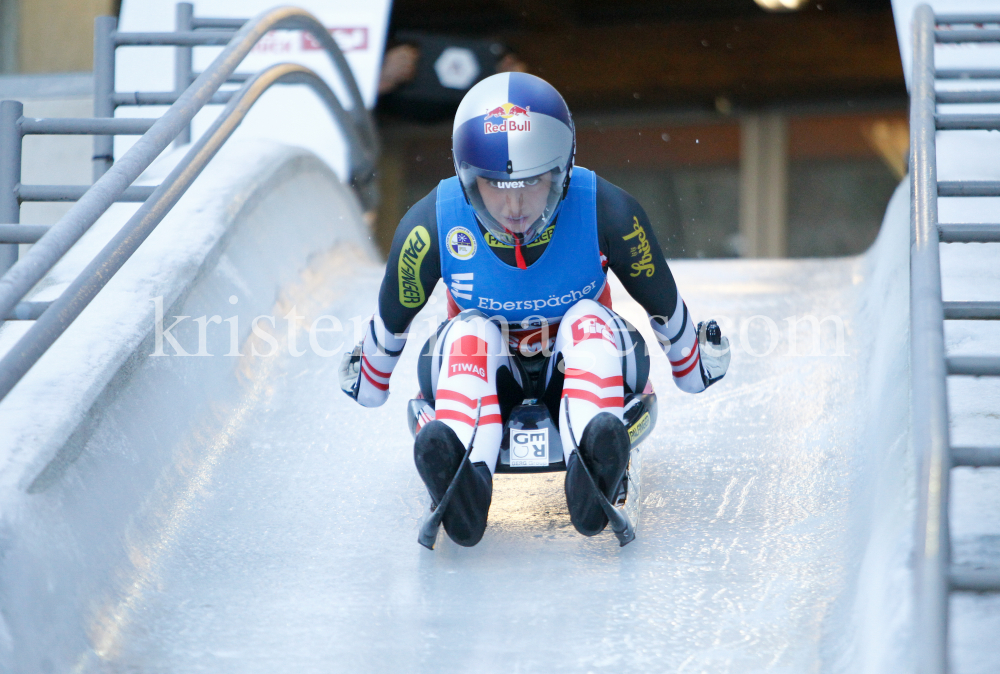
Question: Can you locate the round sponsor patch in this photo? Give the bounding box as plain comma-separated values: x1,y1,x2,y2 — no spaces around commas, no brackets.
446,226,477,260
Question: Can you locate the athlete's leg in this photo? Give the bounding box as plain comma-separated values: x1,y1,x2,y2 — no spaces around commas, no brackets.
418,309,523,467
541,300,650,535
413,309,522,546
542,300,648,435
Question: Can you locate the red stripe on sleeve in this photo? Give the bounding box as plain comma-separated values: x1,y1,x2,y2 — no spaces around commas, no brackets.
362,354,392,378
362,368,390,391
673,351,701,378
669,346,698,368
596,281,613,310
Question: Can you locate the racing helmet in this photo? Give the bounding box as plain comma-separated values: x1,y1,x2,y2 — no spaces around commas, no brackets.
452,72,575,246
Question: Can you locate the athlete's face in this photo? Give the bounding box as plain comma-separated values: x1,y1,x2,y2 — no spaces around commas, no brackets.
476,173,552,234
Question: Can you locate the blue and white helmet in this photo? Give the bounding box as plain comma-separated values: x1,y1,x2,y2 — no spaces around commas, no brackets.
452,72,575,246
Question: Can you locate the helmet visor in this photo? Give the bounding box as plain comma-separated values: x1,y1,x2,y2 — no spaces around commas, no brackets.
458,165,567,246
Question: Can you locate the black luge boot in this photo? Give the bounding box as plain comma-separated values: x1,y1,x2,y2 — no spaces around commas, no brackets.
564,412,630,536
414,420,493,547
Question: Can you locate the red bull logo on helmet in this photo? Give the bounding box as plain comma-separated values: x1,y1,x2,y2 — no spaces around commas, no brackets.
483,102,531,135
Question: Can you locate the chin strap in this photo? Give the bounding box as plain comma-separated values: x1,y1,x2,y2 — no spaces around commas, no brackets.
508,230,528,270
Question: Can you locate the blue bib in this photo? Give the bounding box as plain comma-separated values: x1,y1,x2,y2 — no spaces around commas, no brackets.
436,167,606,330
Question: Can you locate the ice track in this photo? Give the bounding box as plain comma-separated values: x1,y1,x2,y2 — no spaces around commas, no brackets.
64,259,889,674
0,153,955,673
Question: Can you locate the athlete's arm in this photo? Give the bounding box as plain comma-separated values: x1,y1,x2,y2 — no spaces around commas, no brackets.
378,189,442,334
595,176,726,392
341,189,442,407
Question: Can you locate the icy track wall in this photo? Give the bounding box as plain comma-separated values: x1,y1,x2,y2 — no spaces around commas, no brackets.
836,181,914,674
0,140,377,672
0,160,918,671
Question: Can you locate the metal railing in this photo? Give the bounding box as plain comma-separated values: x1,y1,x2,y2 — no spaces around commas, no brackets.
910,6,1000,673
0,4,378,403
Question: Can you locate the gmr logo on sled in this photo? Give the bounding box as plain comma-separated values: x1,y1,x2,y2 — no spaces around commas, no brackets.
510,428,549,467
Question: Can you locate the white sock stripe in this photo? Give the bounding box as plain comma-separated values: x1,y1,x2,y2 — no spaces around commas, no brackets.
363,328,402,360
673,368,706,393
666,321,697,361
561,378,624,395
360,324,401,392
361,351,399,370
435,400,501,416
562,387,625,402
650,293,688,346
665,292,685,335
439,415,503,429
649,318,671,342
361,361,391,384
564,400,624,416
371,310,407,353
669,345,699,369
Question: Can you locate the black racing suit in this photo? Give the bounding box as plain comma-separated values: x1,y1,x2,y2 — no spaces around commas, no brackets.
378,175,680,336
348,173,707,412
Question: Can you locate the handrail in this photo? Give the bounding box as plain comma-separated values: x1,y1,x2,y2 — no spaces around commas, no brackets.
910,6,951,674
911,5,1000,673
0,5,379,403
0,65,342,399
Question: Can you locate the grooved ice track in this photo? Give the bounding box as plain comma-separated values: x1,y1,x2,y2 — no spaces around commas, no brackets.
82,236,909,673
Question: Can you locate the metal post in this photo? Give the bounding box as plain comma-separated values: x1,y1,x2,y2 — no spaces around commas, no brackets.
174,2,194,147
911,5,951,674
0,100,22,276
92,16,117,182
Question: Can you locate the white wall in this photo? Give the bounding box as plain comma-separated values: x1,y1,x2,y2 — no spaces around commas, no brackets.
115,0,393,178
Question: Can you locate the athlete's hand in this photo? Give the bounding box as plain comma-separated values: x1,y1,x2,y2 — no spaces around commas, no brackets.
697,320,730,387
339,342,363,401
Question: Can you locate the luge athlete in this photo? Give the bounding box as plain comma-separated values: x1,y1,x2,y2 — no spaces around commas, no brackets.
340,72,730,547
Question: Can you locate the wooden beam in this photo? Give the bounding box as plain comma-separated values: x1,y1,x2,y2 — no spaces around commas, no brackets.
788,112,908,160
502,10,905,109
576,121,740,168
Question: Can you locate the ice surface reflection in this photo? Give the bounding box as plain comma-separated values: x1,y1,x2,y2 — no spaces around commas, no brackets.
79,245,909,674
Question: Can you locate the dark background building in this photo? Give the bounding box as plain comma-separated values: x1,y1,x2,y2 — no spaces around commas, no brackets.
374,0,908,259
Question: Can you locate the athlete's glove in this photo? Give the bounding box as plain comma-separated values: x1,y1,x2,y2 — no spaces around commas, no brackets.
339,342,363,401
697,320,730,387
